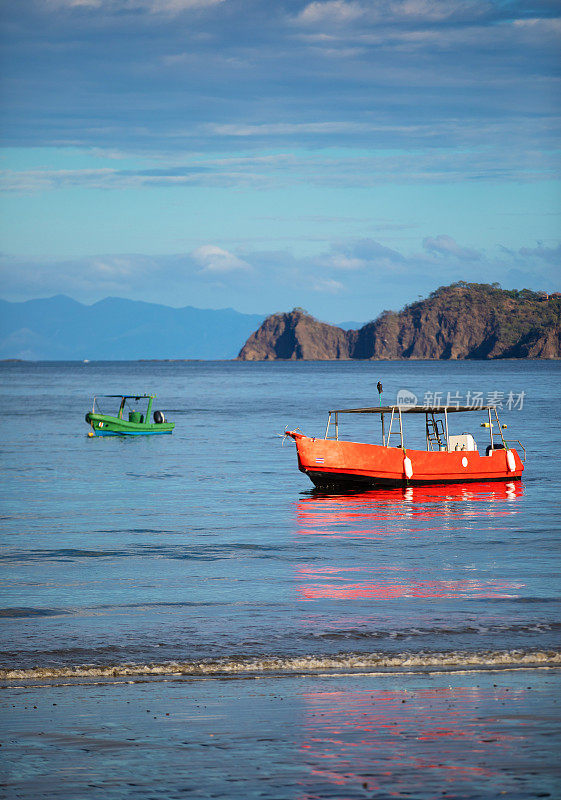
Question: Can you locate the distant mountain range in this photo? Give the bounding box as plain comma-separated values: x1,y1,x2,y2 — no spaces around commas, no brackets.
6,284,559,362
0,296,266,360
238,283,561,360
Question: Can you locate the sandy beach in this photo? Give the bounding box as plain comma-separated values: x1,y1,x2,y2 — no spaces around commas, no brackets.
2,668,560,799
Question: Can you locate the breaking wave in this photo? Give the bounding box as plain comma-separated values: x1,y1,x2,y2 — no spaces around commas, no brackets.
2,649,560,682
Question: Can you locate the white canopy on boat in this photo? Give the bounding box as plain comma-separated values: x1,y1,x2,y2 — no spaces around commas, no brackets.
329,405,497,414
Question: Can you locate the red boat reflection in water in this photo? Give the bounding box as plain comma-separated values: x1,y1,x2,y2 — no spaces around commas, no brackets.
296,566,523,601
298,685,526,797
295,481,523,540
294,482,524,602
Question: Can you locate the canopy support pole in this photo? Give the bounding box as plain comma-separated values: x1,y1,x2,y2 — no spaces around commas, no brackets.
385,408,395,447
493,406,507,449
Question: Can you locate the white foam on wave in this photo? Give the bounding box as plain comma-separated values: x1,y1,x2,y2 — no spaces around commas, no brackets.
1,649,560,682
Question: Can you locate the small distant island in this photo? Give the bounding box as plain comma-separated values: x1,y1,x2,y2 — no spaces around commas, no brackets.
237,283,561,360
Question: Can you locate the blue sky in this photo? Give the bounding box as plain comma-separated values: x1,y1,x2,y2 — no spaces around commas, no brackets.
1,0,560,321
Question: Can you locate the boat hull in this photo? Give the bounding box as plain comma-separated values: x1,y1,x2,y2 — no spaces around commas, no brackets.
286,432,523,488
86,413,174,436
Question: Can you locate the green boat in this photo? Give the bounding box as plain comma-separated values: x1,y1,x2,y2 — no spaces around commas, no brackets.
85,394,175,436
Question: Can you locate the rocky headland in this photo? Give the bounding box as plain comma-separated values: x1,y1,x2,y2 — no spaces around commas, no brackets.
237,283,561,360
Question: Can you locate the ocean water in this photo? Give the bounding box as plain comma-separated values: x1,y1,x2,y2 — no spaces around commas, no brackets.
1,360,560,798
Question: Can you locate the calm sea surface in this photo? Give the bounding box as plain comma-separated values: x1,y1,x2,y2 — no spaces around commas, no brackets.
1,360,560,799
1,359,560,675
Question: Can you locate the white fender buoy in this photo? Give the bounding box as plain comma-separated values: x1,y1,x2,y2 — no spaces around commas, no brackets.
506,450,516,472
404,456,413,479
462,456,468,467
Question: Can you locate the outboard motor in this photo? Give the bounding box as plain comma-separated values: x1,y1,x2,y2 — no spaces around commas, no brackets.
153,410,165,424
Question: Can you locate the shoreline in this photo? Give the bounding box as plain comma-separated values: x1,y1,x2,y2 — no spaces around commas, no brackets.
2,669,560,799
2,647,560,683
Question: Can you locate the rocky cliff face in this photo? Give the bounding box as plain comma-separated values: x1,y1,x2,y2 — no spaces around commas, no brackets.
237,284,561,360
237,307,354,360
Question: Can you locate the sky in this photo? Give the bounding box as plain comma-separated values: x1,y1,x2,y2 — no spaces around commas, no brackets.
1,0,560,322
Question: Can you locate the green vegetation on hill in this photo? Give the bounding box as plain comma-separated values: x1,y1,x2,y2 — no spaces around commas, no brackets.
238,283,561,360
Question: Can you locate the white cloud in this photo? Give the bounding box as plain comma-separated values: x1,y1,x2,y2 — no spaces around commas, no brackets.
90,256,136,277
48,0,224,14
390,0,484,23
205,122,374,137
512,17,561,34
423,234,481,260
324,253,365,270
148,0,224,12
191,245,251,273
298,1,364,26
518,242,561,264
314,239,410,276
310,277,345,293
2,235,559,313
62,0,103,7
2,136,557,197
0,168,117,193
296,0,493,29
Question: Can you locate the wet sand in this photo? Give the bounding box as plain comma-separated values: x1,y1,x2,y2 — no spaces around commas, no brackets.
2,669,560,799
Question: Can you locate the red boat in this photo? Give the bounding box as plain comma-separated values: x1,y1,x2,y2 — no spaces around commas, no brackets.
286,404,525,489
